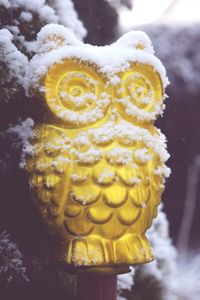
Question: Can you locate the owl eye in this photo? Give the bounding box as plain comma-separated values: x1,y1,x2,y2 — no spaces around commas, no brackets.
58,72,97,110
44,59,111,127
114,64,163,123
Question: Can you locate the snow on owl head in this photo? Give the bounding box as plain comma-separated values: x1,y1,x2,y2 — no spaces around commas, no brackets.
25,24,170,274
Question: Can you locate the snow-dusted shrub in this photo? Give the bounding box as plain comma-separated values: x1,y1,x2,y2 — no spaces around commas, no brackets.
0,29,28,104
117,206,177,300
47,0,86,40
0,0,86,57
171,254,200,300
118,268,135,300
0,231,28,286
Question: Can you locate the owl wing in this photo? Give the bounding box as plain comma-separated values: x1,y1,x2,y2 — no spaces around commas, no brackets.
26,124,71,224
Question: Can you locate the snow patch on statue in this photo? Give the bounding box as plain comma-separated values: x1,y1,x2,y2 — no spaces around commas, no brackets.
26,25,169,93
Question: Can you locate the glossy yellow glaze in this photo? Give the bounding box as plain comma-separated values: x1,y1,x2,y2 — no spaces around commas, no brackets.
26,54,166,274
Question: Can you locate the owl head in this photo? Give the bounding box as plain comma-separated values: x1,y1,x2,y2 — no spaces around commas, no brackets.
27,24,168,128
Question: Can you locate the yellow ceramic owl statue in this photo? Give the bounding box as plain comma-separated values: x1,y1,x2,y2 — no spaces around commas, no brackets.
25,24,170,274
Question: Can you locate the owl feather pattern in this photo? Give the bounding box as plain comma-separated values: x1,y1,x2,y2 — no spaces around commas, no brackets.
25,25,170,273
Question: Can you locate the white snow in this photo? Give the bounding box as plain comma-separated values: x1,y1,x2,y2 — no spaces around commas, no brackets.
10,0,58,23
26,25,169,103
37,24,82,54
73,132,90,148
106,147,132,165
48,0,86,40
90,120,169,164
72,148,103,165
171,254,200,300
0,29,28,85
0,28,12,40
7,118,34,168
6,0,86,56
22,119,169,173
117,96,163,121
0,0,10,7
134,148,152,163
96,170,116,184
118,267,135,300
20,11,33,22
7,118,34,142
55,93,111,126
154,165,171,178
114,30,154,54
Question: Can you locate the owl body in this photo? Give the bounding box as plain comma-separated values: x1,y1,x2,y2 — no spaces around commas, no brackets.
26,25,169,274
